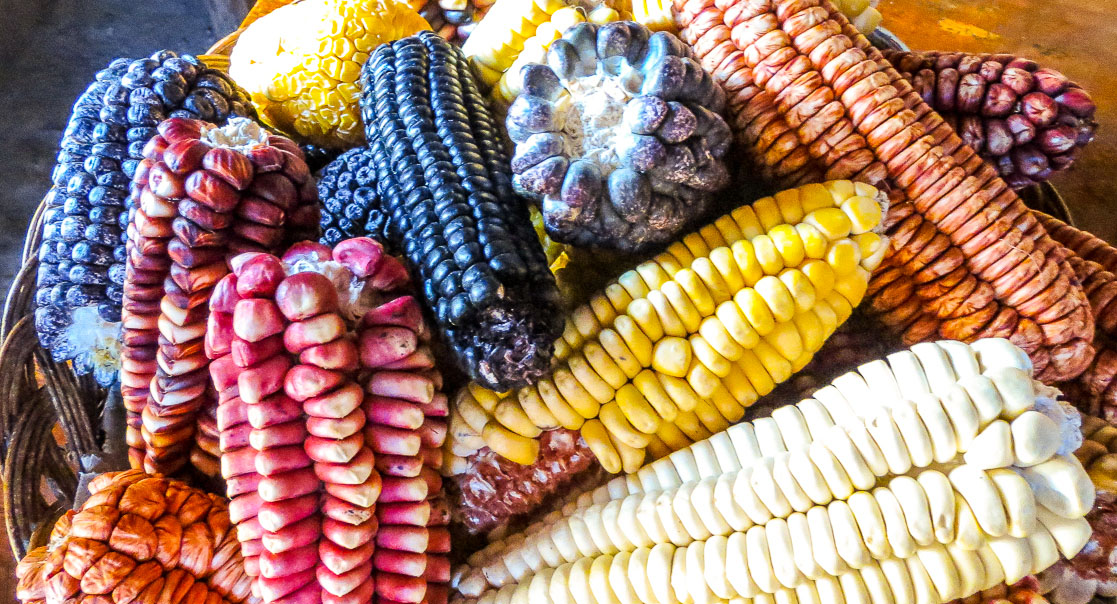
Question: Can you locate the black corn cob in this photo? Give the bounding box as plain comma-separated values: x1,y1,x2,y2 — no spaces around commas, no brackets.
317,147,390,247
34,51,255,384
359,31,563,391
884,50,1098,189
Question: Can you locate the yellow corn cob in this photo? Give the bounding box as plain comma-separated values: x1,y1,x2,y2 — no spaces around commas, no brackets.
228,0,430,150
444,181,891,471
453,339,1096,604
1075,413,1117,492
462,0,567,86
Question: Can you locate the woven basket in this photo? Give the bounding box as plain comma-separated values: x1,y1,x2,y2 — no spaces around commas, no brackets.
0,4,1083,561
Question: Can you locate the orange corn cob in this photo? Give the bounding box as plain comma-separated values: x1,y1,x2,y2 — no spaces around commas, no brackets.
672,0,1094,381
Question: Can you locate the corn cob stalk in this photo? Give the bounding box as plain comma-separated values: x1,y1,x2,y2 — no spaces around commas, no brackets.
444,180,889,471
359,31,564,391
229,0,430,151
884,51,1097,190
673,0,1095,382
454,338,1095,604
15,470,257,604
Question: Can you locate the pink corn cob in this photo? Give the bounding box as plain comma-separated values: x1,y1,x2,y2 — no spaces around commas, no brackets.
357,255,450,604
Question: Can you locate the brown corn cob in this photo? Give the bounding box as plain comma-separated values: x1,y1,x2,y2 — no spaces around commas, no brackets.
1039,212,1117,275
192,398,223,477
672,0,1095,382
14,470,259,604
884,50,1097,190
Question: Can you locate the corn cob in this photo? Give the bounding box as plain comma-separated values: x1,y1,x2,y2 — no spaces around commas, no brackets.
15,470,257,604
359,31,564,391
444,180,889,470
229,0,430,151
673,0,1095,383
883,51,1097,190
1038,213,1117,276
410,0,491,42
34,52,255,386
120,117,315,475
508,23,733,252
454,338,1095,604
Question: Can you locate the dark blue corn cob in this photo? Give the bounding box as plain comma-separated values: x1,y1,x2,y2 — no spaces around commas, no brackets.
359,31,563,391
33,50,255,384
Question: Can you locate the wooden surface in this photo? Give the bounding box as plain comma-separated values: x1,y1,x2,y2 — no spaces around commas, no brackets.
881,0,1117,239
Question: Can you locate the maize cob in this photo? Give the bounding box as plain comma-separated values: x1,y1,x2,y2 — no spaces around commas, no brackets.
673,0,1095,383
33,52,255,386
318,147,391,247
120,117,316,475
229,0,430,151
454,338,1095,604
1038,213,1117,277
359,31,564,391
444,180,889,470
508,23,733,252
410,0,491,43
884,51,1097,190
15,470,257,604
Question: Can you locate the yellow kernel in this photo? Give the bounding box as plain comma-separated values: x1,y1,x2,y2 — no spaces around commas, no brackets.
792,309,825,354
517,386,560,430
648,290,688,338
683,232,712,260
583,341,628,389
731,240,764,286
694,397,730,434
655,253,684,279
800,259,836,299
467,383,504,412
636,261,672,291
806,207,853,240
456,390,492,432
554,368,601,419
812,298,839,335
841,196,883,234
716,300,761,349
854,182,879,198
569,353,616,404
627,298,665,344
587,5,620,23
615,384,663,435
825,289,854,324
611,431,645,474
731,205,764,239
753,340,793,384
571,305,603,339
614,315,655,367
802,182,839,212
710,385,746,423
604,282,635,314
698,316,745,362
675,268,718,316
320,56,343,79
562,318,584,349
634,369,680,423
582,419,623,474
823,180,857,203
537,377,585,430
755,275,796,323
483,421,540,465
737,348,776,397
589,294,617,326
659,373,703,413
338,60,361,83
656,420,693,451
713,215,745,247
795,223,829,260
763,320,804,363
618,270,651,301
330,37,353,58
709,247,745,294
752,235,785,276
735,288,776,336
598,328,644,378
791,352,814,373
663,242,695,269
723,363,759,407
600,402,653,449
646,434,672,460
554,338,572,361
673,408,712,442
854,232,888,271
834,269,871,306
661,281,702,334
773,187,803,224
827,239,862,276
690,335,733,379
494,399,543,437
549,6,584,28
753,196,784,231
652,336,692,378
769,224,806,268
779,269,817,313
698,223,729,251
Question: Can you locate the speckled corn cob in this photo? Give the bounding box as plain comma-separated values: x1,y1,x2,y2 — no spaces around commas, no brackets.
672,0,1095,383
229,0,430,150
884,50,1097,190
453,338,1093,603
444,181,889,471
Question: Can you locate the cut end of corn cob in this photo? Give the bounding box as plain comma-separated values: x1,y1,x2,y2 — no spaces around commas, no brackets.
454,338,1096,604
229,0,430,150
443,181,890,469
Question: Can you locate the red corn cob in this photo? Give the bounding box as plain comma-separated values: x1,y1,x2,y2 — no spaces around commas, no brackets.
672,0,1095,382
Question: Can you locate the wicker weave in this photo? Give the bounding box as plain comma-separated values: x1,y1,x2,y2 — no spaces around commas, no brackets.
0,4,1082,561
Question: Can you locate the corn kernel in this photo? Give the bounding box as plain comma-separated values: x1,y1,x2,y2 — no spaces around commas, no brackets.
554,368,601,419
675,268,719,315
842,196,883,235
699,316,745,362
737,348,776,396
713,215,745,247
773,187,803,224
483,421,540,465
569,353,616,404
636,261,672,292
780,269,816,313
854,232,888,271
694,397,730,434
690,335,733,379
769,224,806,268
537,378,584,430
634,369,680,423
752,235,785,276
800,182,839,213
615,384,662,435
600,402,652,449
656,419,692,450
792,309,825,354
735,288,776,336
648,290,688,338
827,239,862,276
661,281,702,334
753,196,784,232
673,409,712,442
495,400,543,438
517,387,560,430
652,337,692,378
823,180,857,203
753,339,793,383
722,363,759,407
763,320,804,362
755,275,796,323
659,373,702,412
710,385,746,423
582,419,622,474
731,205,764,239
731,240,764,287
614,315,655,367
834,269,871,306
